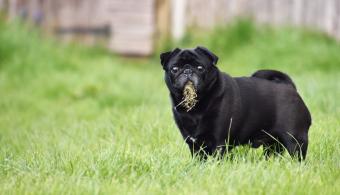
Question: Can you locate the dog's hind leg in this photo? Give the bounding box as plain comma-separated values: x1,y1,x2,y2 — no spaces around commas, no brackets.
278,131,308,161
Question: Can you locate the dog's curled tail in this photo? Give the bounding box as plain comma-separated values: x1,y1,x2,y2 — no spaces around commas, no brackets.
252,69,296,89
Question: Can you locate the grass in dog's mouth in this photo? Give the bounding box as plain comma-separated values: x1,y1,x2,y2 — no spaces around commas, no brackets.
176,81,198,112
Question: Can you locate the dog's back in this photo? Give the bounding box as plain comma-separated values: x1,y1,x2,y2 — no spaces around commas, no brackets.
252,69,296,89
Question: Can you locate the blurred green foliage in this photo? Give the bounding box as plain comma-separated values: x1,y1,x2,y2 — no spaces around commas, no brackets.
159,19,340,73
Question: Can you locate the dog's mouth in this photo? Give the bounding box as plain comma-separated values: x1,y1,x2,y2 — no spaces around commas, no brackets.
175,81,198,112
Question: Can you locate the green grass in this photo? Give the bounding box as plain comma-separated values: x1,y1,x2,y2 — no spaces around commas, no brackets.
1,19,340,194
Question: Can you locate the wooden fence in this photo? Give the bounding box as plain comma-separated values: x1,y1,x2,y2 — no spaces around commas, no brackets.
0,0,155,56
2,0,340,55
186,0,340,39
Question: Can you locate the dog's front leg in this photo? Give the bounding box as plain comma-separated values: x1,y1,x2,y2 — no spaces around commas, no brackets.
186,134,217,160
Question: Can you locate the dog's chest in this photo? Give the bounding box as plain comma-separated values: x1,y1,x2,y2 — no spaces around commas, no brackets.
176,112,203,135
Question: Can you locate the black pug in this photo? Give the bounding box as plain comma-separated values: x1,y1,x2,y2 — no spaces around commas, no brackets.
160,46,312,160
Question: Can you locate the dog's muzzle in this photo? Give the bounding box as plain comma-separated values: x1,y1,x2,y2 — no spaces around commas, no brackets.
183,68,193,77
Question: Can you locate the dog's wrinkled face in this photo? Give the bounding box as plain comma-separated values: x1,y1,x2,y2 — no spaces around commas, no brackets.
160,46,219,97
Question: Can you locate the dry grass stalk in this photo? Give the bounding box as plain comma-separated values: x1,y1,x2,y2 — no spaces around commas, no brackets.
176,81,198,112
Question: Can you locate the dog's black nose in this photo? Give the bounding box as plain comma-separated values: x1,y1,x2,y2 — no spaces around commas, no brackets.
184,68,192,75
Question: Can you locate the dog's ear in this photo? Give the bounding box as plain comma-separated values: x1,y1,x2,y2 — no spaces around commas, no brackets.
160,48,181,69
195,46,218,66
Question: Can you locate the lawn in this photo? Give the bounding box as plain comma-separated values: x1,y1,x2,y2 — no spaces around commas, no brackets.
0,20,339,194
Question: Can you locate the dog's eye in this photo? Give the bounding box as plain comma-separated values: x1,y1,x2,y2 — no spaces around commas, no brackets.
197,65,204,71
171,66,179,73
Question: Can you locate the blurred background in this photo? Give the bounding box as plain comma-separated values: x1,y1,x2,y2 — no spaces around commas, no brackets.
2,0,340,55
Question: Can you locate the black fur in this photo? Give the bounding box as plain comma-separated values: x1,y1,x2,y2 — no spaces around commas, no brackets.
252,69,297,89
160,46,312,160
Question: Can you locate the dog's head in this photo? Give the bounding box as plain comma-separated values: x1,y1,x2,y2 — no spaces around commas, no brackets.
160,46,219,97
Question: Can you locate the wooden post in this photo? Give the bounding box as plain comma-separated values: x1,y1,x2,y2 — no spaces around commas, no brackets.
156,0,170,38
324,0,335,35
171,0,186,40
